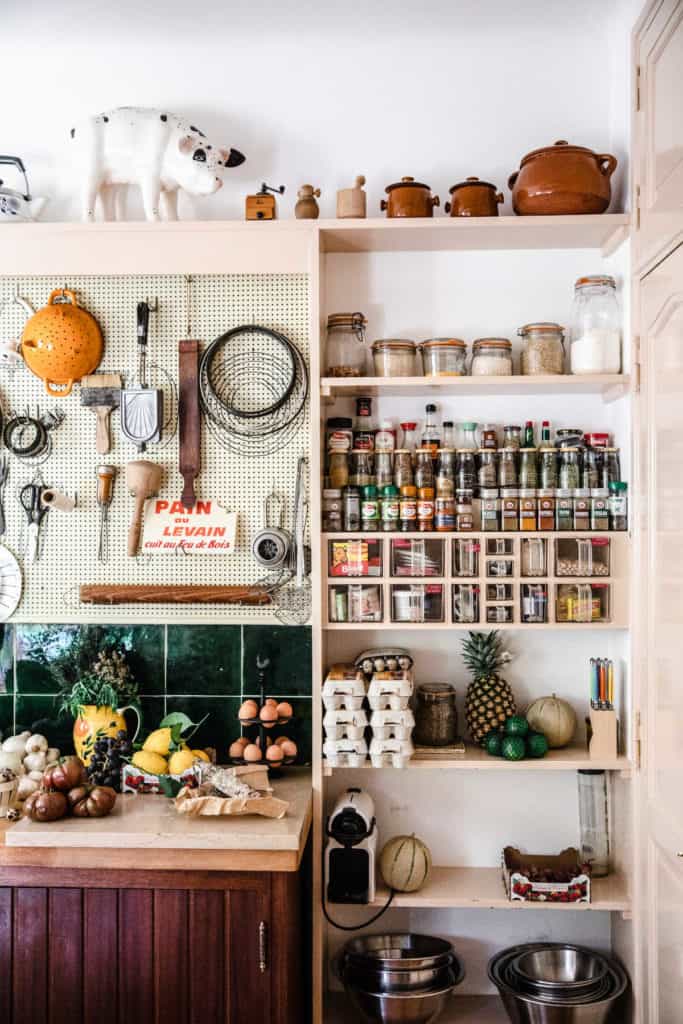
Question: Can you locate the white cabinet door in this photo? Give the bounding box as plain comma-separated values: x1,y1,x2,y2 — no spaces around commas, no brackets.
634,0,683,272
639,241,683,1022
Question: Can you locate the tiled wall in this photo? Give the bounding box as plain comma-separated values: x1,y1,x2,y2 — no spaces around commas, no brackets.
0,624,312,761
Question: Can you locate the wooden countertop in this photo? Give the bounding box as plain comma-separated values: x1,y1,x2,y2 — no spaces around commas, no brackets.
0,769,312,873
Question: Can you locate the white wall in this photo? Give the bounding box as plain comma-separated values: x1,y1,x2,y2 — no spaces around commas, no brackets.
0,0,635,222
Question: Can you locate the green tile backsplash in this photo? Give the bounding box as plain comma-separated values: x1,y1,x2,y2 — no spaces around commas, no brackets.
3,624,312,762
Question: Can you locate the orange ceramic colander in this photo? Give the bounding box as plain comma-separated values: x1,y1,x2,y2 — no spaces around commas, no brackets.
21,288,103,396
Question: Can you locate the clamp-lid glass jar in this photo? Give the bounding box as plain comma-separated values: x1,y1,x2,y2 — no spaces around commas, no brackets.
518,322,565,375
371,339,417,377
326,312,367,377
413,683,457,747
471,338,513,376
570,275,621,374
420,338,467,377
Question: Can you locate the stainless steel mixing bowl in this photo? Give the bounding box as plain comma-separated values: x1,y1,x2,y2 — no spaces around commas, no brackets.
513,948,609,991
343,934,454,970
343,979,456,1024
341,961,458,993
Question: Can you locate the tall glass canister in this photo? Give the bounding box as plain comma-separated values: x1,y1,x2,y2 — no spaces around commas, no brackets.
578,769,610,877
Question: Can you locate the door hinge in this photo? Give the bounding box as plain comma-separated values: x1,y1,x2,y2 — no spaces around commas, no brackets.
634,710,642,772
633,334,641,392
258,920,269,973
635,184,641,231
635,64,641,112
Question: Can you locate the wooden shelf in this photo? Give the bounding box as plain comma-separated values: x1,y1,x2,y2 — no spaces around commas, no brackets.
324,621,626,631
318,214,630,255
323,746,630,776
366,866,629,914
321,374,630,401
326,991,507,1023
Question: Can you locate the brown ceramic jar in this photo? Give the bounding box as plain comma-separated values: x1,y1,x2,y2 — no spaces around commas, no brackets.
508,140,618,216
381,177,440,218
444,177,504,217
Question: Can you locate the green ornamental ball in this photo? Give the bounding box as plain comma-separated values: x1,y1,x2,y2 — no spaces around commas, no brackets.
501,735,526,761
504,715,529,738
526,732,549,758
485,732,503,757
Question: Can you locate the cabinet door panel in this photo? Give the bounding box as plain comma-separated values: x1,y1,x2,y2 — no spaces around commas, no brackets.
227,887,271,1024
189,890,225,1024
635,0,683,270
48,888,83,1024
83,889,119,1024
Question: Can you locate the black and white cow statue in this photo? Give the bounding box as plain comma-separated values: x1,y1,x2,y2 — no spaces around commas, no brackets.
71,107,245,221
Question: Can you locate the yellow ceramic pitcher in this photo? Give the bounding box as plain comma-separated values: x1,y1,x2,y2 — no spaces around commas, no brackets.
73,704,140,765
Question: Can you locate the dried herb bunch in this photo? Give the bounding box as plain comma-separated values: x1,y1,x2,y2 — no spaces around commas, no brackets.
57,648,140,719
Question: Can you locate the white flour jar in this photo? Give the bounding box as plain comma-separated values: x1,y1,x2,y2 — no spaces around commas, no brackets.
570,275,621,374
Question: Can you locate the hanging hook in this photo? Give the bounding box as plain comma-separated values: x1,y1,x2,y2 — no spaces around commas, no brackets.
185,275,192,337
145,297,159,313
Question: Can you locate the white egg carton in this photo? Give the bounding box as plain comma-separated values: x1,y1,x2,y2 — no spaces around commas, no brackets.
369,708,415,741
323,708,369,741
322,664,367,711
367,670,414,711
323,738,368,768
369,737,414,769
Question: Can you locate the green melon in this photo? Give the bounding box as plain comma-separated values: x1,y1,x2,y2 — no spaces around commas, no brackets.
379,834,432,893
485,732,503,757
501,735,526,761
504,715,529,737
526,732,549,758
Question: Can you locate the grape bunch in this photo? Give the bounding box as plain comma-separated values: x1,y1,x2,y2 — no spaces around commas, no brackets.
86,730,133,790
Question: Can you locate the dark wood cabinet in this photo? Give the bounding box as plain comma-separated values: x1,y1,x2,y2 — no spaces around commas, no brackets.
0,866,305,1024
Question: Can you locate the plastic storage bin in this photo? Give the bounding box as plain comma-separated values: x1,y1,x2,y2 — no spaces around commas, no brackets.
453,537,480,577
391,583,444,623
556,583,611,623
328,583,382,623
556,537,610,576
328,538,382,577
521,537,547,577
390,537,444,577
452,584,480,623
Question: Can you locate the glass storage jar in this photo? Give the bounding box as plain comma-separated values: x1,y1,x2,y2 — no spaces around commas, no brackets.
349,450,374,487
559,447,581,490
415,449,435,489
519,448,538,489
570,275,621,375
498,448,518,487
578,770,610,877
371,339,416,377
375,451,393,489
456,449,477,491
329,451,349,489
326,312,367,377
471,338,513,376
503,424,522,450
436,449,456,496
461,422,478,450
420,338,467,377
413,683,457,747
539,447,558,489
393,450,414,489
478,450,498,489
518,322,565,375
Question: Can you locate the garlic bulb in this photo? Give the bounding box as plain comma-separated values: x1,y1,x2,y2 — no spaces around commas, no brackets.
25,734,48,754
17,776,39,801
2,736,28,754
23,751,46,773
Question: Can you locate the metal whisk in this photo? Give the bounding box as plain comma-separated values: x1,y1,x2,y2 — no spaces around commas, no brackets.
96,465,117,563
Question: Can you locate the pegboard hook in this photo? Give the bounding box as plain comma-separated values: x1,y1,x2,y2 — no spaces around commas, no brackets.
185,275,193,337
144,297,159,313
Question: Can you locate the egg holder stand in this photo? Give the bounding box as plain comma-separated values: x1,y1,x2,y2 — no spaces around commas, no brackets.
230,681,296,777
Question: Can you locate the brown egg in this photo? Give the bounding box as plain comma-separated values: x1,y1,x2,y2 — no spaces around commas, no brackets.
276,701,293,720
274,735,291,746
266,744,284,764
279,739,297,759
259,704,278,726
243,743,263,762
229,739,248,759
265,698,278,707
238,699,259,721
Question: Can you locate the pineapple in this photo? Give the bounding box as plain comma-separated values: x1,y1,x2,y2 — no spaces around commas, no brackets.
462,631,516,746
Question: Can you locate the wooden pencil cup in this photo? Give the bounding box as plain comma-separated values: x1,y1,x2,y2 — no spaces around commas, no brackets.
587,708,618,760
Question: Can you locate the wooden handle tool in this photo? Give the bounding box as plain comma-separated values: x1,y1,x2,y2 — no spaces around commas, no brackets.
79,584,272,605
126,459,162,557
179,339,200,510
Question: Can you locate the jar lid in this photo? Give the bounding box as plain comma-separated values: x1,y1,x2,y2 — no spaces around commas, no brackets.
419,338,467,349
539,446,557,452
363,485,378,497
560,446,580,452
416,446,434,455
517,322,564,336
472,337,512,350
379,418,393,428
394,448,410,454
520,446,538,452
350,448,371,454
461,421,477,430
449,175,498,193
609,481,627,491
323,488,342,498
328,417,353,428
327,312,367,328
501,446,518,454
501,487,519,497
574,488,591,497
438,447,456,454
537,488,555,497
604,446,619,452
517,139,607,166
575,275,616,290
418,682,456,701
382,485,399,496
555,488,573,497
385,176,431,192
400,421,417,429
478,447,498,454
456,448,475,454
557,428,583,435
400,485,417,496
504,424,521,431
344,485,361,495
372,339,416,351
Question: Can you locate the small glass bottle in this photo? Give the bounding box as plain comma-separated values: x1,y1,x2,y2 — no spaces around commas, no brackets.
393,449,414,489
480,423,498,450
353,395,375,451
375,451,393,489
456,449,477,491
381,485,400,532
478,449,498,489
400,421,418,454
608,482,628,530
421,404,441,458
415,449,435,490
503,425,522,450
375,419,396,453
603,448,622,488
399,485,417,531
442,420,456,449
349,449,374,488
361,485,380,531
461,422,478,451
540,420,551,444
342,485,361,531
578,769,610,877
519,448,538,489
498,448,518,487
539,447,558,489
582,448,602,490
523,420,535,447
559,448,581,490
436,449,456,497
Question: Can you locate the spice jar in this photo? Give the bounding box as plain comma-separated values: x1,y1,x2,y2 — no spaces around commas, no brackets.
608,482,628,530
374,451,393,489
371,339,416,377
503,425,522,450
350,449,374,488
538,489,555,530
573,489,591,530
456,493,474,531
420,338,467,377
471,338,513,376
436,449,456,496
435,496,456,531
381,485,400,532
329,451,349,489
417,488,435,531
480,424,498,449
519,489,537,531
570,275,621,374
354,396,375,450
582,448,602,489
326,417,353,453
456,449,477,491
361,485,380,531
343,485,361,531
519,448,538,489
401,422,418,453
518,322,565,375
326,313,367,377
591,488,610,530
539,447,558,489
556,489,574,530
498,448,518,487
461,422,478,451
394,450,414,489
413,683,457,747
559,447,581,490
480,488,500,531
400,485,417,530
415,449,435,490
603,448,622,488
375,419,396,453
501,488,519,531
478,449,498,489
322,488,342,531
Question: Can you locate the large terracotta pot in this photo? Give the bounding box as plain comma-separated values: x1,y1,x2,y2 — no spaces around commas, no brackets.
73,704,140,765
444,177,504,217
508,140,617,216
381,177,440,218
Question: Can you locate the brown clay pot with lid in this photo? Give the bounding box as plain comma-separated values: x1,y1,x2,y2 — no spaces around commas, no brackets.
508,140,618,215
444,177,504,217
381,177,440,218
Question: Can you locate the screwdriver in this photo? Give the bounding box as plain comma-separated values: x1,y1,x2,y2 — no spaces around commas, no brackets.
96,465,117,563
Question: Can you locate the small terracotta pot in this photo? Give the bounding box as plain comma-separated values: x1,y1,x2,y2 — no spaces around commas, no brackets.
381,177,440,218
508,140,617,216
444,177,503,217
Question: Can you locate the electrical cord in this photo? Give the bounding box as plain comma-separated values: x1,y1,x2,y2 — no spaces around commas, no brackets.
322,885,395,932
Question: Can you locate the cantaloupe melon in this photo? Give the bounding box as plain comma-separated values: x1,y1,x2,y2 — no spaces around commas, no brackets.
379,834,432,893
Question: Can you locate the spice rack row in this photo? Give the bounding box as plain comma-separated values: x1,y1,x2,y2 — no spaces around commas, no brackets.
323,532,628,629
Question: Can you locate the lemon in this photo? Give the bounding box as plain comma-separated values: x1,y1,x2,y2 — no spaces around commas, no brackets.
143,727,172,756
132,750,168,776
168,749,197,775
192,749,210,762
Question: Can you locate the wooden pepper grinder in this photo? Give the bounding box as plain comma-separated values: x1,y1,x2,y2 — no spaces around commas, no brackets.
295,184,321,219
336,175,367,218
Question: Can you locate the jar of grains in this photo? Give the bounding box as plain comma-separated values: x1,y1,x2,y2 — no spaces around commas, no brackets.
518,322,565,375
413,683,457,747
326,313,367,377
420,338,468,377
371,339,417,377
471,337,513,376
570,275,621,374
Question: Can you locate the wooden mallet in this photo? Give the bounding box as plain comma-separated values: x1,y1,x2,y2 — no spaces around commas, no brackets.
126,459,162,557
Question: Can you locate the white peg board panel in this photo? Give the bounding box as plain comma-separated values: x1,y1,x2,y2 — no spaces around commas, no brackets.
0,273,309,623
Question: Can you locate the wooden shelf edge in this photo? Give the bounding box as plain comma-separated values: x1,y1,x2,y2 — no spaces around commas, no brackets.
320,374,630,399
323,748,630,774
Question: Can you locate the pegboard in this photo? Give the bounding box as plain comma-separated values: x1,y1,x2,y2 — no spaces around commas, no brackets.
0,273,310,623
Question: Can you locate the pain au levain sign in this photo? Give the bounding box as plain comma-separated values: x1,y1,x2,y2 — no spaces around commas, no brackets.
142,499,237,554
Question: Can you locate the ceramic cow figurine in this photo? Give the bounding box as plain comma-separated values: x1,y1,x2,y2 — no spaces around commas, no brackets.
71,107,245,221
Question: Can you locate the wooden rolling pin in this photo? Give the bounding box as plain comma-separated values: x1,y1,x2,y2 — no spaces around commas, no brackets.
80,584,272,605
